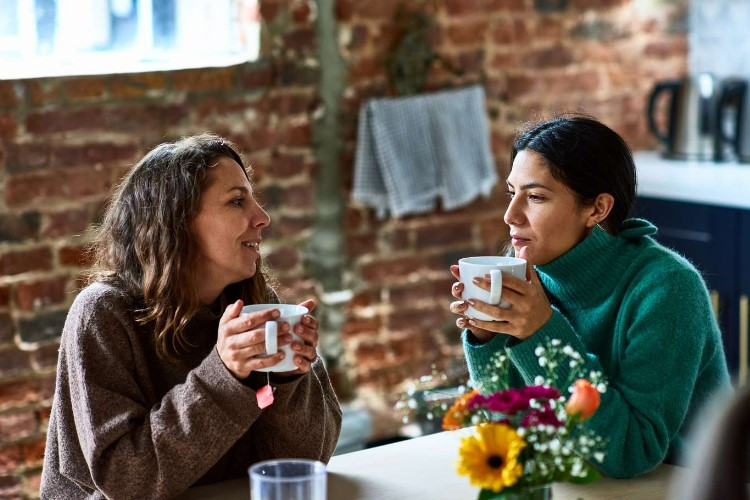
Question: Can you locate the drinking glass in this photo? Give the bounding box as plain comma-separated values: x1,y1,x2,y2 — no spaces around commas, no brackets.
249,459,326,500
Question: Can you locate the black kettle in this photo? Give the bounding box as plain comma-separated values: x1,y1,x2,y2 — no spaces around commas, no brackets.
647,73,724,161
716,78,750,163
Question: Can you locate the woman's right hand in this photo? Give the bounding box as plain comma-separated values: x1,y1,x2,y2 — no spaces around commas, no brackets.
217,300,293,379
449,265,496,344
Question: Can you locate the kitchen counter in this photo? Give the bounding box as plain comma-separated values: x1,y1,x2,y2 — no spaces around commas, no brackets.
635,151,750,210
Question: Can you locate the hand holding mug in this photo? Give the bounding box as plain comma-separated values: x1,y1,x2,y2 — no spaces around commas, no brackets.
217,300,294,379
277,298,320,376
456,247,553,340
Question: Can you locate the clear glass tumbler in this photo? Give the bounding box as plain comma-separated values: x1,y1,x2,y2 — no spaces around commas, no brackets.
249,459,327,500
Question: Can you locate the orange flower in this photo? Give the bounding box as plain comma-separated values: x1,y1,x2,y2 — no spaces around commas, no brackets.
443,389,479,430
565,379,600,421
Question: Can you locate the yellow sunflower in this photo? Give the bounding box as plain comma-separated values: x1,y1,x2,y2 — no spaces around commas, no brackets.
456,423,526,493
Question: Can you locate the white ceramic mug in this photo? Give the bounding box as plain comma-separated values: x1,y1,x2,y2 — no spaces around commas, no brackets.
458,256,527,321
241,303,309,373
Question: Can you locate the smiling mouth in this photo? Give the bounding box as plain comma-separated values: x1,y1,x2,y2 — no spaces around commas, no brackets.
242,242,260,250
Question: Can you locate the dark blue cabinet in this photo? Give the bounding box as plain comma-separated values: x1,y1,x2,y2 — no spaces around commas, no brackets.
635,197,747,378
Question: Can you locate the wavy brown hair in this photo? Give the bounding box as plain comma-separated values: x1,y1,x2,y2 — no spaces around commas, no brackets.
88,134,275,361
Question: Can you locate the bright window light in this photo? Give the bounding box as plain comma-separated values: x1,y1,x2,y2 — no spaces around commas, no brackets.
0,0,261,80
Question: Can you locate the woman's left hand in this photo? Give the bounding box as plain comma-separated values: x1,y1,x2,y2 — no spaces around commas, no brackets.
277,298,320,376
466,247,553,341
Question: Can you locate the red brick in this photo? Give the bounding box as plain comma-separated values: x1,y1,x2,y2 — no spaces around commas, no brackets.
492,19,528,45
0,381,39,412
51,143,138,169
292,1,312,23
336,0,354,20
341,318,381,337
353,342,388,369
416,222,473,247
527,44,575,68
22,439,46,469
26,80,63,107
360,256,426,284
0,349,30,377
283,28,317,51
109,72,168,99
349,57,383,83
0,314,13,343
242,63,274,89
389,279,453,305
0,81,18,107
281,184,314,210
14,277,68,312
0,212,41,242
346,234,377,258
25,104,188,134
173,67,238,93
38,404,52,428
266,247,299,271
248,127,278,150
0,287,10,308
643,38,687,58
5,168,113,208
388,307,451,333
0,112,17,140
259,0,280,22
572,0,627,8
0,248,52,276
30,342,61,371
505,74,538,99
445,0,482,16
4,142,50,174
347,25,369,50
447,20,488,46
271,93,315,115
42,209,91,238
59,245,94,267
270,154,307,177
63,76,108,101
0,411,37,441
0,445,23,475
486,0,526,10
357,0,400,19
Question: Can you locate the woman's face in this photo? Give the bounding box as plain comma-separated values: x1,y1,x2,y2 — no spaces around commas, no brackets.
191,156,270,303
504,149,596,266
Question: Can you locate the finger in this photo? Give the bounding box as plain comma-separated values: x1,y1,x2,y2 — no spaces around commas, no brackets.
230,328,293,350
518,246,541,284
293,355,312,373
467,317,515,335
472,275,491,292
466,298,516,322
250,352,287,371
298,298,317,313
450,300,468,315
220,299,243,326
291,341,317,361
293,324,319,346
223,310,284,337
501,274,534,295
456,317,468,329
450,265,461,280
451,281,464,299
301,314,318,330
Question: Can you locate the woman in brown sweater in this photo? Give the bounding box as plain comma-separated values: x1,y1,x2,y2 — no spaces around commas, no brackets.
40,134,342,499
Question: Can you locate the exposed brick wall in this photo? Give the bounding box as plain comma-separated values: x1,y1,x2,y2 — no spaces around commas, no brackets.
0,0,686,495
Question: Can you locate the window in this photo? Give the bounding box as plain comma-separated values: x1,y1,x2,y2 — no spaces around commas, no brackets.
0,0,260,79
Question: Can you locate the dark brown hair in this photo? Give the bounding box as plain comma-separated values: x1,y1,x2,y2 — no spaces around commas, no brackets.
88,134,274,361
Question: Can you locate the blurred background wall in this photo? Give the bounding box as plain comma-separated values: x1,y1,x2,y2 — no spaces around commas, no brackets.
0,0,686,496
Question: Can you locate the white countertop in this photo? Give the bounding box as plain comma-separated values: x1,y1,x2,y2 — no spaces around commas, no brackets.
635,151,750,210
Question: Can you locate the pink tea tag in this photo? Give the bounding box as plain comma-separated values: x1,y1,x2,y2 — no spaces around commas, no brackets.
256,384,274,409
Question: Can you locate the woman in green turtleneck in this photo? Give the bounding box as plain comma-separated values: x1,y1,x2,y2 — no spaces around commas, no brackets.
449,115,731,479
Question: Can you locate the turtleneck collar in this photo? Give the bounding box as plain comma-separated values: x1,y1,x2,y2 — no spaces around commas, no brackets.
536,218,657,309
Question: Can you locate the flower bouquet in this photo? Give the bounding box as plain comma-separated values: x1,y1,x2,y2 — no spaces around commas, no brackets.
443,339,607,499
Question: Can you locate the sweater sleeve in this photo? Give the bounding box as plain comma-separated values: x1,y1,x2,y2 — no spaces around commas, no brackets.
502,266,725,479
60,288,339,498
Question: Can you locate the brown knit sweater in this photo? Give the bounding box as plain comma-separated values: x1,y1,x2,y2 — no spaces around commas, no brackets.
40,282,342,499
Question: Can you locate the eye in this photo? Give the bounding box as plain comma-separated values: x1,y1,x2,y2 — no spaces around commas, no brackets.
528,194,546,202
505,190,515,199
230,197,244,207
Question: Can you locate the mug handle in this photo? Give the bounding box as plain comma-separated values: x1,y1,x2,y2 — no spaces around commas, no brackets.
265,321,278,355
489,269,502,305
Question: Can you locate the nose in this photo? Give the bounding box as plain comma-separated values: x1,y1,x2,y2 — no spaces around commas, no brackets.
503,196,524,227
251,201,271,229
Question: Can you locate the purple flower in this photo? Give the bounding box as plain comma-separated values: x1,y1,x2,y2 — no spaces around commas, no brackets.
521,407,564,428
521,385,562,401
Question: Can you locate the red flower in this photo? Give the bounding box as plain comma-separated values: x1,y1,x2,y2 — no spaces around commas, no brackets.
565,379,600,421
521,385,562,401
468,389,529,415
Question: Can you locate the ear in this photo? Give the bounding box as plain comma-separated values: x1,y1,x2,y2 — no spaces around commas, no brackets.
585,193,614,228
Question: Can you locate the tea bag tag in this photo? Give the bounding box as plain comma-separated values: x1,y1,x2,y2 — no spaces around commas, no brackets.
256,373,275,409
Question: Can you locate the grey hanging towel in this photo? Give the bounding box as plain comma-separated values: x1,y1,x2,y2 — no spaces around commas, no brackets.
353,84,498,218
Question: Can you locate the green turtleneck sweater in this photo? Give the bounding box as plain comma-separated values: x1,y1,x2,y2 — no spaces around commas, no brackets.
463,218,731,479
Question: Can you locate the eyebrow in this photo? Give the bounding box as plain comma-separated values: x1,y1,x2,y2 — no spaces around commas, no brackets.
506,181,552,191
227,186,250,194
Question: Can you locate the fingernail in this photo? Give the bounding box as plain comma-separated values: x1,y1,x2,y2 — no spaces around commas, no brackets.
293,343,301,351
467,299,475,306
468,319,477,325
279,352,285,358
295,325,303,333
272,309,280,318
472,277,480,284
